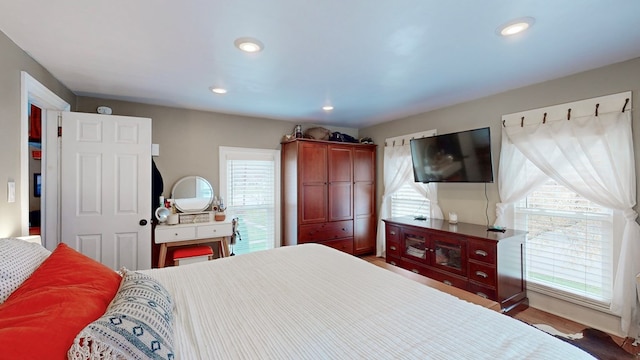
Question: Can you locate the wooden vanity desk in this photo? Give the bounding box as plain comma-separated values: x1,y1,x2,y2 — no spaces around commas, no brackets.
155,218,233,268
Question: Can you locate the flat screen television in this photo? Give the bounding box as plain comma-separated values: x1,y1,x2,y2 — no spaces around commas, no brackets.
410,127,494,183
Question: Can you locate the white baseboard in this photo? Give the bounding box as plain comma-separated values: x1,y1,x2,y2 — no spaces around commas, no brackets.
528,289,623,338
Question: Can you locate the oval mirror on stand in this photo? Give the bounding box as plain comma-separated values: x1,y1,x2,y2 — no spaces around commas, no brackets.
171,176,214,213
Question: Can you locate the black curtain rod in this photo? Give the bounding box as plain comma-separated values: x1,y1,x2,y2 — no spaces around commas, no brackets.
503,98,631,128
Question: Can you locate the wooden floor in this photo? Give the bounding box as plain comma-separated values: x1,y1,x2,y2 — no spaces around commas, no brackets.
362,255,638,356
513,305,638,355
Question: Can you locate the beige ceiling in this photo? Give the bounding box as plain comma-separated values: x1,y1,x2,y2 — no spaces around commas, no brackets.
2,1,640,128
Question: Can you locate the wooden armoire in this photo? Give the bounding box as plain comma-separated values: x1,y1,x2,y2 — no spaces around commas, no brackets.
281,138,377,255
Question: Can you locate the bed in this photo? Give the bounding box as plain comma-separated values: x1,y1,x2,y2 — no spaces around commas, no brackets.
0,238,594,359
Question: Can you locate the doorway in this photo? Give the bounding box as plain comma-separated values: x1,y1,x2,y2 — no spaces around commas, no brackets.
21,71,70,250
27,104,42,236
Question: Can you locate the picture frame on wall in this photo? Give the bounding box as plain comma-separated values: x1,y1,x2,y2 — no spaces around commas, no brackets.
34,173,41,198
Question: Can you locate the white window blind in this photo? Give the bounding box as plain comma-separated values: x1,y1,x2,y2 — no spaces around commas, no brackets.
391,183,429,218
515,179,613,306
220,147,280,256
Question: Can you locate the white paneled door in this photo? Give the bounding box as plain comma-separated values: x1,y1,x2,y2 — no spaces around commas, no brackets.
60,112,152,270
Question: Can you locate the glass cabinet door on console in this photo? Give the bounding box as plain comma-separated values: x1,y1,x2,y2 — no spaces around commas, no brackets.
400,228,468,277
403,232,427,261
431,237,467,277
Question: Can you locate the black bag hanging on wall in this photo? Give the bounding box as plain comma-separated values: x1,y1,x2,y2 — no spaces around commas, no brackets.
151,159,164,217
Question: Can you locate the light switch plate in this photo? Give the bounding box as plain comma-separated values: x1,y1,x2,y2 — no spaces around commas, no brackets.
7,181,15,203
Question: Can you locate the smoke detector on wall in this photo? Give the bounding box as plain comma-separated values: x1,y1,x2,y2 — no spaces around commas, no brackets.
97,106,112,115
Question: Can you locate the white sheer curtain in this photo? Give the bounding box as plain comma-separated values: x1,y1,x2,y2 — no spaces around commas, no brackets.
376,143,443,256
495,131,548,227
497,111,640,337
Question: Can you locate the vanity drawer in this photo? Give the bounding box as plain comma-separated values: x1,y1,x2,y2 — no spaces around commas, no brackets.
155,226,196,243
468,261,496,286
197,223,233,238
300,221,353,242
468,240,496,264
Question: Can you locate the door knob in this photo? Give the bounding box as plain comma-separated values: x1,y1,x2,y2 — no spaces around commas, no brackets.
139,219,148,226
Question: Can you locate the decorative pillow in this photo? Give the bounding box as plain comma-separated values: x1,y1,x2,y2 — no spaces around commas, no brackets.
0,237,51,304
69,269,175,360
0,243,122,359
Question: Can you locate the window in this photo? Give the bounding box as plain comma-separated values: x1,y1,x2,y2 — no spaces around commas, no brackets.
385,129,436,220
391,183,429,218
515,179,613,306
219,147,280,256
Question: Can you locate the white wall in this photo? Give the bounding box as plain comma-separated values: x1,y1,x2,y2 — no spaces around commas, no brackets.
0,31,75,237
361,57,640,227
75,97,358,197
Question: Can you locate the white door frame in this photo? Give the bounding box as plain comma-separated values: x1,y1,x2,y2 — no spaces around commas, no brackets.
20,71,70,250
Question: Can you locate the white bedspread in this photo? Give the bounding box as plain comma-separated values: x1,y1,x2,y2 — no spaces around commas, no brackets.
141,244,594,359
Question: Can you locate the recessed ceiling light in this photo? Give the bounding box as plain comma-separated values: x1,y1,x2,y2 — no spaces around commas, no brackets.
234,37,264,53
210,87,227,94
497,17,535,36
322,105,334,111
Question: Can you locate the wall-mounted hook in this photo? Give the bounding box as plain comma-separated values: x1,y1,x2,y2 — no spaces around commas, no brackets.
595,103,599,116
567,108,571,120
543,113,547,124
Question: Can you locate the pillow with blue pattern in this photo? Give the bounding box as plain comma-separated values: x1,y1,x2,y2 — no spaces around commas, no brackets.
68,269,175,360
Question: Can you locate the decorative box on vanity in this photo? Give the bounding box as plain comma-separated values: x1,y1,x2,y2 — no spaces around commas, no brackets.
383,216,527,313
